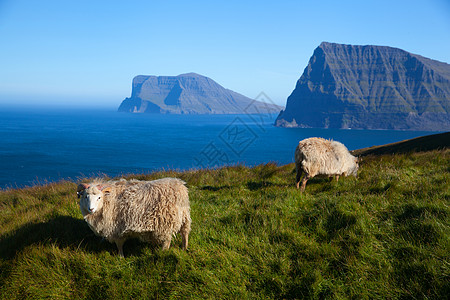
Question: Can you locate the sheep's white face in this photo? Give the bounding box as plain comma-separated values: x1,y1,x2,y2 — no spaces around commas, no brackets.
79,187,104,216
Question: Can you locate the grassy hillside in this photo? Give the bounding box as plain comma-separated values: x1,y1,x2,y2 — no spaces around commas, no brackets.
0,149,449,299
352,131,450,156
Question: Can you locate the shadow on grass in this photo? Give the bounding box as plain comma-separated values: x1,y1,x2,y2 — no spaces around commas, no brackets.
199,185,231,192
296,177,337,192
247,181,274,191
246,181,291,191
378,204,447,246
0,216,155,259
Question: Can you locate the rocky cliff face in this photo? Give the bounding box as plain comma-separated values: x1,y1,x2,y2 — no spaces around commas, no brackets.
118,73,283,114
275,42,450,130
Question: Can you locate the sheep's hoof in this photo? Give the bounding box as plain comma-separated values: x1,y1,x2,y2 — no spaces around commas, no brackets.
161,241,171,250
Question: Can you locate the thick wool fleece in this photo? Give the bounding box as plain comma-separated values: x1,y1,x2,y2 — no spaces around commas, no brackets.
80,178,191,253
295,137,358,190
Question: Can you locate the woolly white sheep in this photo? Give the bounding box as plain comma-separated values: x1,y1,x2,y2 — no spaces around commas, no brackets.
77,178,191,257
295,137,359,191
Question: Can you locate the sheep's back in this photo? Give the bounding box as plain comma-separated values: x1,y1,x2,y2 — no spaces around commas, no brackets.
296,138,344,176
117,178,189,234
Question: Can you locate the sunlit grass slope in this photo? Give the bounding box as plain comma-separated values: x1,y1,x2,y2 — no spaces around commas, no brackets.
1,149,449,299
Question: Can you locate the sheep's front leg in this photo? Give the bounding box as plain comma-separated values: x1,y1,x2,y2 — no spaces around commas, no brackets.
295,164,303,189
115,239,126,257
162,238,172,250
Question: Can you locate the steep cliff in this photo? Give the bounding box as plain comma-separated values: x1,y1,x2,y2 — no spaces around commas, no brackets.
275,42,450,130
118,73,283,114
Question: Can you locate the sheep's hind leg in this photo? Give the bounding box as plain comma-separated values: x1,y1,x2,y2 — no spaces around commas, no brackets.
180,219,191,250
115,239,126,257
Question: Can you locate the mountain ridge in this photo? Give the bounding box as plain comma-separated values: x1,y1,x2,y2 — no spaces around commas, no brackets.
119,73,283,114
275,42,450,130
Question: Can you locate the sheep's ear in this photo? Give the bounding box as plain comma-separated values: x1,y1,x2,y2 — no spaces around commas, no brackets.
77,183,89,198
101,186,112,195
77,183,90,192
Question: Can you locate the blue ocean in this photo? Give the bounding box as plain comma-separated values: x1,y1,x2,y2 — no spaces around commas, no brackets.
0,107,440,189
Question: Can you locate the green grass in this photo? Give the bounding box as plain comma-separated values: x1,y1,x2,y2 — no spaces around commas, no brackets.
1,150,449,299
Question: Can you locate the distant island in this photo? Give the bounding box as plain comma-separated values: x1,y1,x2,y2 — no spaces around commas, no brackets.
275,42,450,131
118,73,283,114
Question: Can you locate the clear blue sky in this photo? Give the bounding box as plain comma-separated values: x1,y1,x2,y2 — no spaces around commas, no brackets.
0,0,449,108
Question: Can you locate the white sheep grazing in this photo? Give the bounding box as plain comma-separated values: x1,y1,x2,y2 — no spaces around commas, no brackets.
77,178,191,257
295,137,359,192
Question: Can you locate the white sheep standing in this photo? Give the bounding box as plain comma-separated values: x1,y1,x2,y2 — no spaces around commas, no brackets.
295,137,359,191
77,178,191,257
